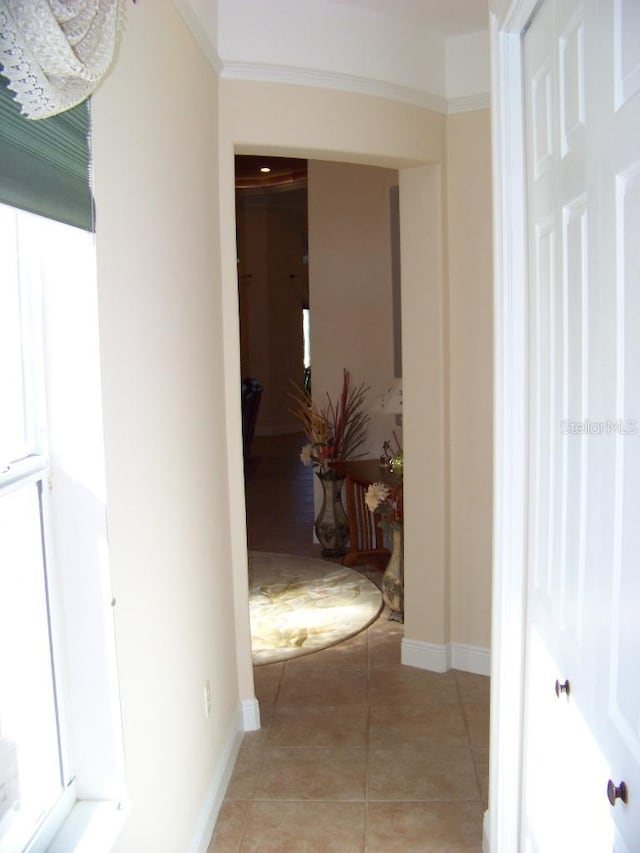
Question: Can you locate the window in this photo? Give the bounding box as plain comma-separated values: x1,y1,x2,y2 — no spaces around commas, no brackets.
0,204,74,851
0,72,125,850
0,204,125,851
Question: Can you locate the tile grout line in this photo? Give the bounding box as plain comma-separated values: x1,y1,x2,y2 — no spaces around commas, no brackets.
455,670,485,804
211,435,489,849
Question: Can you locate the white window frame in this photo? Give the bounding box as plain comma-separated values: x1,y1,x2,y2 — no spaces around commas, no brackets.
0,205,128,851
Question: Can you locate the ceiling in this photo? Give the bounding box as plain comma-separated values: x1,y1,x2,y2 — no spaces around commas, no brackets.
232,2,490,188
215,0,491,109
235,156,308,190
322,0,489,36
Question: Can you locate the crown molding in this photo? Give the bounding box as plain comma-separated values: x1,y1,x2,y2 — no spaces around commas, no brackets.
220,60,490,115
174,0,222,74
219,60,449,114
447,92,492,114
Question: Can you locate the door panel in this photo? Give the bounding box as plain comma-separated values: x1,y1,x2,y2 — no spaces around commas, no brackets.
614,0,640,109
523,0,640,849
559,194,588,646
558,6,585,157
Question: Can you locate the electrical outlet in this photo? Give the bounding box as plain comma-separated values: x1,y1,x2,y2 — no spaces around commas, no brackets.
203,680,212,719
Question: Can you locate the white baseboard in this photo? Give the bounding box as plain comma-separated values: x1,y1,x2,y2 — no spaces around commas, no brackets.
401,639,490,677
242,697,261,731
188,707,244,853
450,643,491,676
401,638,449,672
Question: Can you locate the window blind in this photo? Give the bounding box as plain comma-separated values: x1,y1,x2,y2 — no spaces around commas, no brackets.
0,74,93,232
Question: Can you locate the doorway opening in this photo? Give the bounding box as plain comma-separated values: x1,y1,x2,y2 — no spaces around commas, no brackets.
235,154,403,565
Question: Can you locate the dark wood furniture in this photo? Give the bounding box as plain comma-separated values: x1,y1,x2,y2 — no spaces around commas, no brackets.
336,459,398,571
241,377,263,458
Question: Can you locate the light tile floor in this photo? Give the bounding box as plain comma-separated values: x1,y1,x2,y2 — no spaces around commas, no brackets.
208,434,489,852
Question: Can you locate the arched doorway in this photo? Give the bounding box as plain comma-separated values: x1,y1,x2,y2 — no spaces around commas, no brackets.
218,80,447,723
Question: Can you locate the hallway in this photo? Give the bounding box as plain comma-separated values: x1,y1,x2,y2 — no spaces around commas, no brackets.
208,434,488,851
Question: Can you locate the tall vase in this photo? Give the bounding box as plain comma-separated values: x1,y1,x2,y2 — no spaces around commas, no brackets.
382,525,403,621
315,470,350,557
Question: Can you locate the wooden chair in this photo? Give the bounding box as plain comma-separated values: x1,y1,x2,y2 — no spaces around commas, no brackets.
342,473,391,571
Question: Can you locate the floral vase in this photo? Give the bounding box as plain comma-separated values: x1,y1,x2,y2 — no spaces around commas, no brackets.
315,470,350,557
382,525,403,621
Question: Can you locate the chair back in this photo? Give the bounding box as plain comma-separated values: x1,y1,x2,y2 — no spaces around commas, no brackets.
343,473,390,570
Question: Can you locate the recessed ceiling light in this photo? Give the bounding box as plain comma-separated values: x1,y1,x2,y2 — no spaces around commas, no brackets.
260,166,271,173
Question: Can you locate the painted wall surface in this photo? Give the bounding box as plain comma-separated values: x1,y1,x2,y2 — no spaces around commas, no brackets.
236,191,307,435
307,160,399,460
446,110,493,649
224,79,445,168
399,165,448,646
236,204,269,381
91,2,240,850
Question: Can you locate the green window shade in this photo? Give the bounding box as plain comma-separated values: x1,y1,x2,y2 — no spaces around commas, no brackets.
0,74,93,232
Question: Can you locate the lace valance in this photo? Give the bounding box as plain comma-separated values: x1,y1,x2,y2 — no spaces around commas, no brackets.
0,0,125,119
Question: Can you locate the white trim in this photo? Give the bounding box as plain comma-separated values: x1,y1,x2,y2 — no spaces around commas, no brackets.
447,92,492,114
188,707,245,853
401,638,449,672
450,642,491,676
0,454,48,493
400,639,491,676
48,799,129,853
488,1,537,851
220,60,490,115
242,697,261,732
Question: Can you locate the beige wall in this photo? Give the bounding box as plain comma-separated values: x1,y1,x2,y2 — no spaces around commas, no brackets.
88,35,492,845
399,164,449,646
237,204,269,380
446,110,493,649
91,2,239,849
307,160,399,459
224,80,445,167
236,192,307,434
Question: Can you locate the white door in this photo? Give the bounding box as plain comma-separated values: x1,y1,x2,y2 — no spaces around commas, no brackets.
522,0,640,850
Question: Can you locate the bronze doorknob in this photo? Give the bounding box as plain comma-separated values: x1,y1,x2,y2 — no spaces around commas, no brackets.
555,679,570,698
607,780,628,806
